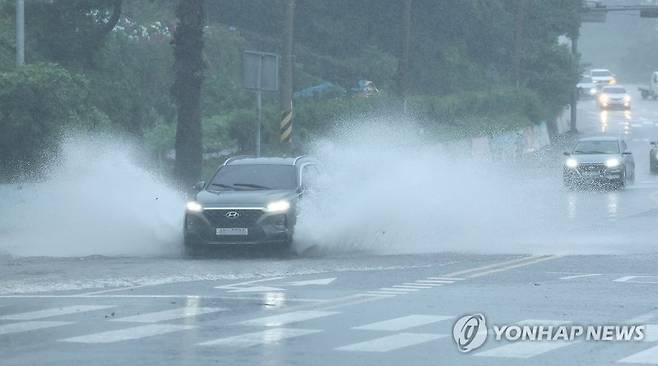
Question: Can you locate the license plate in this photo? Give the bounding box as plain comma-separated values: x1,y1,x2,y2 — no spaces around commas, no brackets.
216,228,248,236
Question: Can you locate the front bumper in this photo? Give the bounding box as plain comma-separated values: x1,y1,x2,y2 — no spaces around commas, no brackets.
599,100,630,109
184,208,293,246
564,165,623,185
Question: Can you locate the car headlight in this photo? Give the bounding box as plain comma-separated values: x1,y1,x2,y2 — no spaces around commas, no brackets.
566,158,578,169
265,200,290,213
186,201,203,212
599,94,609,103
605,158,621,168
624,95,631,102
609,78,616,85
589,88,597,95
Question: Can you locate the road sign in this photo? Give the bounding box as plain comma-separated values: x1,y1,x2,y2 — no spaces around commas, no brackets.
243,51,279,91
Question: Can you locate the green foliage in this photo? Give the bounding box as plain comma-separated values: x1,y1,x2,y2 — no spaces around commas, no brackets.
0,63,109,179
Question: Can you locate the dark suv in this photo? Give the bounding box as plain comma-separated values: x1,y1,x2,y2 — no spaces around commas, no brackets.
183,156,318,256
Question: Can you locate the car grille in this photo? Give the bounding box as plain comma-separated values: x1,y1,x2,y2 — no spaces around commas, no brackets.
203,209,264,227
578,163,605,174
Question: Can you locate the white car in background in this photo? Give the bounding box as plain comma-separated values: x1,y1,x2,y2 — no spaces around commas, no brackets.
590,68,616,86
577,75,597,98
598,85,631,110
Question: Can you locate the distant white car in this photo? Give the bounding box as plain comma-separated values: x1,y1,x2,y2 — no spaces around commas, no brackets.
598,85,631,110
577,75,597,98
590,68,616,86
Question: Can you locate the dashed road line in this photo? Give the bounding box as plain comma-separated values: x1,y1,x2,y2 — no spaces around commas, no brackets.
353,314,452,331
59,324,195,344
198,328,322,348
392,285,433,289
378,287,419,292
335,332,447,352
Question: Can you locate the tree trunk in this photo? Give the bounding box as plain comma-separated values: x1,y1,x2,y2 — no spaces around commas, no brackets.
172,0,204,190
280,0,295,146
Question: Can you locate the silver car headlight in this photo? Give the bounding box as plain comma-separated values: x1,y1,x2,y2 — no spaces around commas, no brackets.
566,158,578,169
186,201,203,213
605,158,621,168
265,200,290,213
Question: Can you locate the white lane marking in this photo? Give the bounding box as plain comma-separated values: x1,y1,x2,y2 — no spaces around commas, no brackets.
426,277,464,281
614,276,658,284
378,287,419,292
516,319,572,326
0,321,72,335
618,344,658,364
353,315,453,331
419,280,454,284
412,281,444,286
442,256,551,277
59,324,195,343
335,333,447,352
287,278,336,286
214,276,286,289
363,292,398,297
467,256,559,279
198,328,322,348
227,286,286,293
559,273,603,280
112,307,226,323
392,285,433,289
0,305,115,321
403,282,437,287
241,310,339,327
475,341,577,359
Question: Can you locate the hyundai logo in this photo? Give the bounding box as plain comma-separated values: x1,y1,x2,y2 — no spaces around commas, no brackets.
225,211,240,219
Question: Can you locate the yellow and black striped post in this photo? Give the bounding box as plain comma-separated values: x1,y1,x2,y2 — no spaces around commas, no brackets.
280,102,293,143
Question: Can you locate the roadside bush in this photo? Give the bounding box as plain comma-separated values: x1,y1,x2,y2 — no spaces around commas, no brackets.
0,63,109,181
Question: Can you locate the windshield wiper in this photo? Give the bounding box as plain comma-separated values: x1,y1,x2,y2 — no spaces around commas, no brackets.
232,183,271,190
210,183,236,190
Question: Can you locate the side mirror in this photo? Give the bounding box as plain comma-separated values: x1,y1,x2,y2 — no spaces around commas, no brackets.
193,181,206,191
622,151,632,155
651,141,657,147
563,152,571,156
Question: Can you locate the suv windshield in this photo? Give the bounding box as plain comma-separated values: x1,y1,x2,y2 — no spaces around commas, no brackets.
210,164,296,190
591,70,611,77
573,140,619,154
603,87,625,94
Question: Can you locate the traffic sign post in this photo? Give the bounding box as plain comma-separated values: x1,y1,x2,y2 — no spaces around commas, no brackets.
243,51,279,156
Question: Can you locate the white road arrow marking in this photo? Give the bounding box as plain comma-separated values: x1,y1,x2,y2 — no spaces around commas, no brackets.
286,277,336,286
559,273,602,280
227,286,286,293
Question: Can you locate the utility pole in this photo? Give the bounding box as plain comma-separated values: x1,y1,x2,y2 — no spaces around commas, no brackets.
16,0,24,66
280,0,295,145
569,36,578,133
399,0,412,113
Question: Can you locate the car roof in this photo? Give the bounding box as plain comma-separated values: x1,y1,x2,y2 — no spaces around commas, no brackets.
602,85,625,90
578,136,621,142
224,156,316,166
591,68,610,72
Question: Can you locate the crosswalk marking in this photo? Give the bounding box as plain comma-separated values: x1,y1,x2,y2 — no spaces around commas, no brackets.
335,332,446,352
0,321,72,335
393,285,433,289
59,324,195,344
353,314,453,331
618,344,658,364
112,307,225,323
364,292,398,297
198,328,322,348
0,305,115,321
241,310,339,327
427,277,464,281
378,287,419,292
